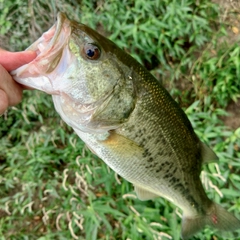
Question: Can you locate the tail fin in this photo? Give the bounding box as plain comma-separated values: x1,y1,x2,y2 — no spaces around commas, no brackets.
181,203,240,239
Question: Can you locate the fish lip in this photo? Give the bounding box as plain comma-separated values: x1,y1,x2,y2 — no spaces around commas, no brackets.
44,12,67,51
11,12,71,94
27,12,69,56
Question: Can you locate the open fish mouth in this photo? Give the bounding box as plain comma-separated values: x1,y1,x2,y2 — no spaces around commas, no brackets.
11,13,71,94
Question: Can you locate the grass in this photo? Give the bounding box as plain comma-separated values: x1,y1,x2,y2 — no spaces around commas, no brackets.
0,0,240,239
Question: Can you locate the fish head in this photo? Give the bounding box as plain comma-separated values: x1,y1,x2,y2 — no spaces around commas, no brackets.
12,13,136,133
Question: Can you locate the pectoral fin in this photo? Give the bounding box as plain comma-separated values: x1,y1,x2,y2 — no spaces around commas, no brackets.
200,142,218,164
134,185,159,201
102,131,144,155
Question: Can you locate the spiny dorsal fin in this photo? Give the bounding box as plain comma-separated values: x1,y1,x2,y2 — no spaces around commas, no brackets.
200,142,218,164
134,185,159,201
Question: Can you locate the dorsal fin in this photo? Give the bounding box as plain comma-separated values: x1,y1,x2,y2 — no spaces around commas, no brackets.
200,142,218,164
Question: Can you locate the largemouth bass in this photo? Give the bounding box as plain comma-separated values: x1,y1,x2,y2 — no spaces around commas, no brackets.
11,12,240,239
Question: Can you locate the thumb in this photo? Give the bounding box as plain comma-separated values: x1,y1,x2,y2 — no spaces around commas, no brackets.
0,50,37,71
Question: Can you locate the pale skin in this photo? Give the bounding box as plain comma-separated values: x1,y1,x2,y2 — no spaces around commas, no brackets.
0,49,36,115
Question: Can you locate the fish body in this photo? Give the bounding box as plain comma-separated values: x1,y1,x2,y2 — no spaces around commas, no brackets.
11,13,240,239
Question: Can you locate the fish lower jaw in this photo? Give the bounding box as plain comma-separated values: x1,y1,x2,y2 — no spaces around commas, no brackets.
13,75,58,95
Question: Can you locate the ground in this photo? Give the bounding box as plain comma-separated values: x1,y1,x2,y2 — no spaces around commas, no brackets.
0,1,239,239
213,0,240,129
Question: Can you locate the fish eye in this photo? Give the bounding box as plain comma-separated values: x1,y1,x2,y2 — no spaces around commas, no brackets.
83,43,101,60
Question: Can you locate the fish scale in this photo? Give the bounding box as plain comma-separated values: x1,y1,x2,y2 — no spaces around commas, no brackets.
11,12,240,239
115,90,204,209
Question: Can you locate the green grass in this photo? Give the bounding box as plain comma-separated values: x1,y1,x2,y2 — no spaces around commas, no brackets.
1,0,240,239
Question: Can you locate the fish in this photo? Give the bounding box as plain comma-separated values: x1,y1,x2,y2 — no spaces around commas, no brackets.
11,12,240,239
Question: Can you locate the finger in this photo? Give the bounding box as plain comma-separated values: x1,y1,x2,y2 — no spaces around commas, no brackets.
0,65,23,106
0,89,8,115
0,50,37,71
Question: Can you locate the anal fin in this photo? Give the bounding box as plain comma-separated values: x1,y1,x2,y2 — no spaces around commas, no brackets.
134,185,159,201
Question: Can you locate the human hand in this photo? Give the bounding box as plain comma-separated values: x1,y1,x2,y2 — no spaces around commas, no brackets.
0,49,36,115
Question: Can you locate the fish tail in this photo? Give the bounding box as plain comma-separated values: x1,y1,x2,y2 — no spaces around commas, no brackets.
181,203,240,239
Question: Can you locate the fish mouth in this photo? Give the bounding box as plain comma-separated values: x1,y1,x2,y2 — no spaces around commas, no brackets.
11,12,72,94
